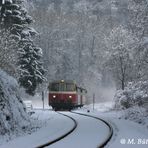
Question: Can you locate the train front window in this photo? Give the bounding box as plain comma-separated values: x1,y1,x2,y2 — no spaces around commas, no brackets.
66,83,76,91
60,83,65,91
58,83,76,91
49,82,76,91
50,83,59,91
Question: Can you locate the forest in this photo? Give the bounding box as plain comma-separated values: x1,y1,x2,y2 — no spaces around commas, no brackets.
0,0,148,98
0,0,148,140
28,0,148,103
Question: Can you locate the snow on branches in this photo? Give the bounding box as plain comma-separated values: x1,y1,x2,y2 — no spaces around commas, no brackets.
105,26,136,90
0,0,45,95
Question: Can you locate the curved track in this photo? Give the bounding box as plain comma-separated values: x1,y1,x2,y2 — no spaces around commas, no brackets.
37,111,113,148
36,112,77,148
71,111,113,148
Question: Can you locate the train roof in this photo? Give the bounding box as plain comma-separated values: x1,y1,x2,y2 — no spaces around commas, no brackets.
49,80,76,84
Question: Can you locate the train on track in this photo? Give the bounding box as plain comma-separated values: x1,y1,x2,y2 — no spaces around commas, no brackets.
48,80,87,110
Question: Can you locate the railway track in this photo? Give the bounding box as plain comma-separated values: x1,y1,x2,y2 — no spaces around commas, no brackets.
36,112,77,148
71,111,113,148
37,111,113,148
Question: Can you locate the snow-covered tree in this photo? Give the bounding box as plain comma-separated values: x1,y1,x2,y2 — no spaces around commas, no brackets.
0,0,33,32
128,0,148,40
128,0,148,81
105,26,135,90
0,29,18,76
0,0,20,76
18,39,45,95
0,0,45,95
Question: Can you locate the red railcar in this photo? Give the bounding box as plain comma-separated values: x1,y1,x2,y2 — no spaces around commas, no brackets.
48,80,87,110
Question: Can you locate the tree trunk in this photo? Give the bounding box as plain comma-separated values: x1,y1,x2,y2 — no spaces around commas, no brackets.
121,79,124,90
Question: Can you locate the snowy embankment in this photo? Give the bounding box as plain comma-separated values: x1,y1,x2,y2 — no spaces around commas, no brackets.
0,69,53,146
0,100,148,148
0,69,31,144
114,81,148,129
1,110,75,148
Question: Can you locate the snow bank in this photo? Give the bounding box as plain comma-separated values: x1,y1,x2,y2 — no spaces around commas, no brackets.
0,69,30,142
114,81,148,129
121,106,148,126
1,110,75,148
114,81,148,109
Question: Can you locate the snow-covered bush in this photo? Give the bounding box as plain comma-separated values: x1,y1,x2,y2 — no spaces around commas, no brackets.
0,69,30,136
114,81,148,127
122,106,148,124
114,81,148,109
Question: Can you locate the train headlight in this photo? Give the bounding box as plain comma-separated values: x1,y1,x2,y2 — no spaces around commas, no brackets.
61,80,64,82
69,95,72,98
53,95,56,98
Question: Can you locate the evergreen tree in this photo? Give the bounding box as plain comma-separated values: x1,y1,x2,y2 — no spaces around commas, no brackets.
0,0,45,95
18,39,45,95
0,0,19,76
0,28,18,75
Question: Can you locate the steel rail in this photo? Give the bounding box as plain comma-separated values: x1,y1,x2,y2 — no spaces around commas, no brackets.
36,112,77,148
36,110,113,148
71,111,113,148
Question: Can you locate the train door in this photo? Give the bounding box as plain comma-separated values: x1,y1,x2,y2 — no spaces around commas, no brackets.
80,89,83,105
80,88,87,105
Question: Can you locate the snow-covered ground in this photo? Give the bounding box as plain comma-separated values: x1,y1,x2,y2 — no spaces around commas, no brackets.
0,101,148,148
48,112,110,148
0,110,75,148
76,102,148,148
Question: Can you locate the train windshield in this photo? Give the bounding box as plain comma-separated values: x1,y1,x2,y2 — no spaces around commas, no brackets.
65,83,76,91
49,83,59,91
49,82,76,91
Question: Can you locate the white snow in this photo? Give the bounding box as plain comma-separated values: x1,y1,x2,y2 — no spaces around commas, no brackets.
0,69,31,144
0,99,147,148
0,110,75,148
76,102,148,148
48,112,110,148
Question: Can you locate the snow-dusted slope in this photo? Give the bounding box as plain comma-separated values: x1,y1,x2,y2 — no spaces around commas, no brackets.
0,110,75,148
0,69,30,143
